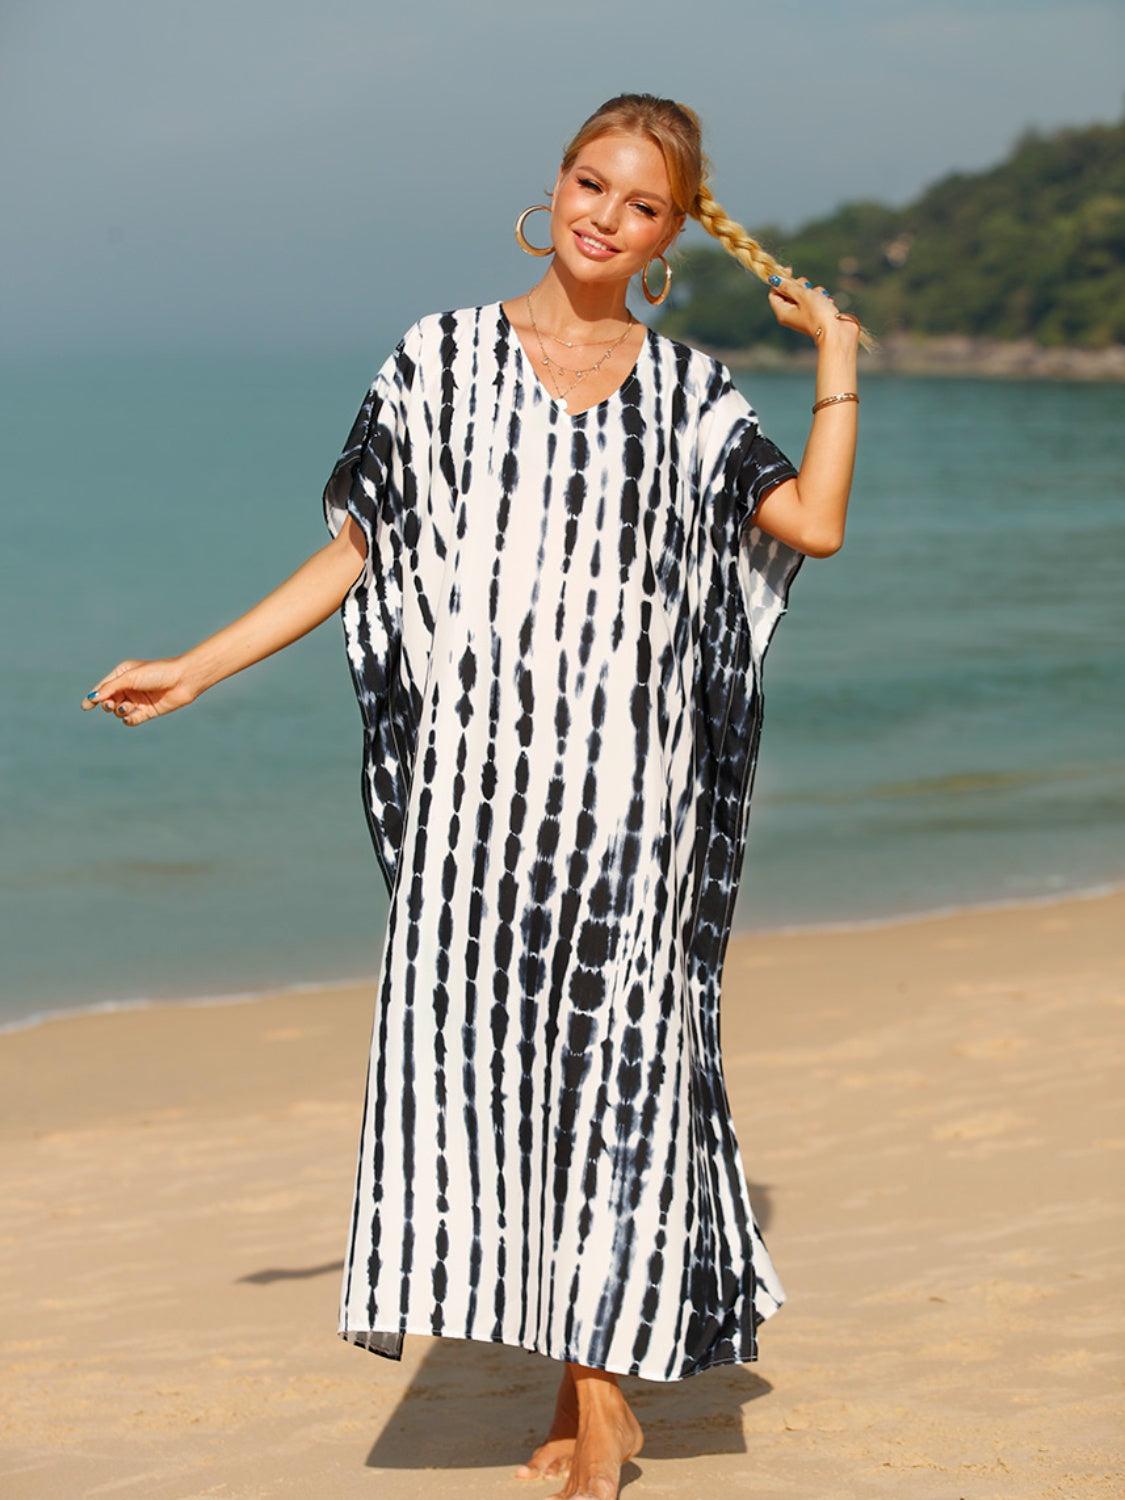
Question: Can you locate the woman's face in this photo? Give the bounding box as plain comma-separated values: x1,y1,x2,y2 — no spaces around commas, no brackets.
549,130,684,283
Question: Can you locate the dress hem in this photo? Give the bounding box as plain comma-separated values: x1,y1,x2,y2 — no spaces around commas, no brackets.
337,1291,784,1384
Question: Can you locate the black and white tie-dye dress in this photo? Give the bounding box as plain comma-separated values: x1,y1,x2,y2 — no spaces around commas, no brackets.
321,299,807,1382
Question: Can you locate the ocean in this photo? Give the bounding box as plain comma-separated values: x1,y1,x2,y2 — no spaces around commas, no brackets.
3,344,1122,1032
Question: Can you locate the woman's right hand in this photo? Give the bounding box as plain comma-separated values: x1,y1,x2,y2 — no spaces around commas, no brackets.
80,657,199,728
79,533,365,728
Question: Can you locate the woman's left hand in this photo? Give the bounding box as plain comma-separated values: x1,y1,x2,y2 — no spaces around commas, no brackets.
766,275,859,347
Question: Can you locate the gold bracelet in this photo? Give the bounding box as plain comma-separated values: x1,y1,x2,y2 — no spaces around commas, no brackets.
811,392,859,413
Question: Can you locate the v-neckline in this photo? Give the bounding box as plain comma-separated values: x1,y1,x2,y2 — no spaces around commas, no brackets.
496,300,651,420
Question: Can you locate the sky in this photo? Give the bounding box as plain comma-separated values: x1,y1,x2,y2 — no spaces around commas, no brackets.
3,0,1122,356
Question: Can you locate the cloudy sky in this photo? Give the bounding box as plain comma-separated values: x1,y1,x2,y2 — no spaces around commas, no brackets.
4,0,1121,356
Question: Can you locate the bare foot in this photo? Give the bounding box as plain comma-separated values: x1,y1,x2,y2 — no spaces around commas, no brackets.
514,1363,579,1480
547,1365,644,1500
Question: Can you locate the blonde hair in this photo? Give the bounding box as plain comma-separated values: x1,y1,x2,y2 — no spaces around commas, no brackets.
558,93,879,354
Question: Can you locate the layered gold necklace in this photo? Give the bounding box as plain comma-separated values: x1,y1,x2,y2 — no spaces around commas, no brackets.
526,291,638,405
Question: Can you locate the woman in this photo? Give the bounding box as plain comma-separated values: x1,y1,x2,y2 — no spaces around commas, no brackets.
82,93,862,1500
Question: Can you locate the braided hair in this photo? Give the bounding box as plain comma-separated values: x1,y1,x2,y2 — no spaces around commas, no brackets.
557,92,878,354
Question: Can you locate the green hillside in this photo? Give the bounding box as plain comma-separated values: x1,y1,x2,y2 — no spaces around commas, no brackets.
655,113,1125,352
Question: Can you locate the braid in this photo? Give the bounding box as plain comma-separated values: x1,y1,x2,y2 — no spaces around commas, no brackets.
557,93,878,352
693,181,879,353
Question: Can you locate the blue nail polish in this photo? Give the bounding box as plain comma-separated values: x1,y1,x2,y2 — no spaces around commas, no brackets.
767,274,780,286
804,280,813,288
86,690,98,700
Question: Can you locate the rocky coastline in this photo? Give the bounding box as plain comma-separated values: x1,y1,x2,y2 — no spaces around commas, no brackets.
704,330,1125,382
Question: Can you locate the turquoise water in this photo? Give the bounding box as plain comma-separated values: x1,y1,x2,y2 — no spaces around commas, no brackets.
3,348,1122,1031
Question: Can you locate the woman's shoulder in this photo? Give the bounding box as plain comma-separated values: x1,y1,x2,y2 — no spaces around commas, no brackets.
380,303,496,375
647,325,737,406
398,301,498,345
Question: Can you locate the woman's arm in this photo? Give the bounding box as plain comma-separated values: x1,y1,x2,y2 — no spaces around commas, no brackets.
81,517,368,726
179,518,368,695
754,278,861,559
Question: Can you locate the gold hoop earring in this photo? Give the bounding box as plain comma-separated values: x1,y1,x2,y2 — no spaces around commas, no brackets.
515,204,555,257
641,253,672,306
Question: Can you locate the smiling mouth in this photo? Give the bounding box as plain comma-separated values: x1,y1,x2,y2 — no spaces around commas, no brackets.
575,231,618,253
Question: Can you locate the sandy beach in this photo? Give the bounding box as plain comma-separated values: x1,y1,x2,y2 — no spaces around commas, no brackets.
2,886,1122,1498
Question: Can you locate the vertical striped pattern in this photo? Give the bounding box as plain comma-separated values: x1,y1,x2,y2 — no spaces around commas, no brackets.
322,301,805,1381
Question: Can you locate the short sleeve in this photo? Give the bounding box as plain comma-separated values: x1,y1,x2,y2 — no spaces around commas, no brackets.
321,318,422,754
730,426,800,526
698,366,807,682
322,320,422,591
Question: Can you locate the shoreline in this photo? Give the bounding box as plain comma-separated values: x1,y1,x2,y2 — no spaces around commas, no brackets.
698,330,1125,382
4,876,1122,1040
